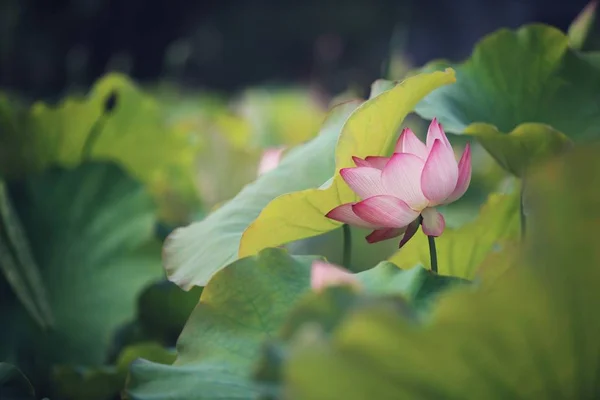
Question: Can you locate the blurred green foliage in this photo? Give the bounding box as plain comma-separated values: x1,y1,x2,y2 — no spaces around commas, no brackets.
126,249,467,400
162,69,456,290
1,11,600,400
0,73,332,399
280,144,600,400
0,362,35,400
415,24,599,176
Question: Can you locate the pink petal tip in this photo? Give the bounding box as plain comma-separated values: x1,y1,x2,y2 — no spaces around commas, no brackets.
257,147,286,176
311,260,361,292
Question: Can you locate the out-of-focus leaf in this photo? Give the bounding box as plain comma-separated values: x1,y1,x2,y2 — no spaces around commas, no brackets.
568,1,599,50
164,70,456,289
53,342,175,400
357,262,469,307
240,70,455,261
239,70,454,256
163,100,361,289
136,281,203,345
253,287,414,400
0,363,35,400
278,262,468,341
368,79,396,99
283,145,600,400
415,24,600,176
464,123,572,176
126,248,319,400
234,88,327,147
284,224,400,273
0,74,200,223
7,162,163,366
128,251,466,399
388,187,520,279
194,124,262,208
252,263,468,396
0,181,53,328
475,240,522,286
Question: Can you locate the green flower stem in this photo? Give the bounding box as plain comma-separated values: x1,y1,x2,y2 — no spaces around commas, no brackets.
80,115,107,161
427,235,438,274
81,92,118,161
520,180,527,238
342,224,352,268
418,215,439,273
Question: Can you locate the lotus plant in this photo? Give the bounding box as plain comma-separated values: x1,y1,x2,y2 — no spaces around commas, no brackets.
326,119,471,271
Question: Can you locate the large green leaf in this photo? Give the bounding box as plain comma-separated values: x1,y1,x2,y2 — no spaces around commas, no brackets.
163,100,362,289
0,363,35,400
136,281,203,345
164,70,455,289
282,145,600,399
388,185,520,279
7,162,163,366
0,180,53,328
0,74,199,223
126,248,320,400
52,343,175,400
463,123,571,177
415,24,600,176
276,262,469,348
127,248,466,400
239,70,455,257
253,264,468,397
568,1,598,50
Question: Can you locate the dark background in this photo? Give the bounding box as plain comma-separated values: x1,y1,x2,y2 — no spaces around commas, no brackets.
0,0,589,99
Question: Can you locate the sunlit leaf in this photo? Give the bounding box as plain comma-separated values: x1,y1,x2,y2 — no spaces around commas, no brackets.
568,1,598,50
239,70,456,260
136,281,203,345
234,87,327,147
253,264,467,397
193,124,263,208
0,74,199,223
164,70,455,289
283,145,600,399
464,123,572,176
415,24,600,176
129,245,467,400
164,100,361,289
388,187,520,279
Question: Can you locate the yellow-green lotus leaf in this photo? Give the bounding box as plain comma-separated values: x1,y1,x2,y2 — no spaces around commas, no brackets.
388,187,520,279
240,69,456,258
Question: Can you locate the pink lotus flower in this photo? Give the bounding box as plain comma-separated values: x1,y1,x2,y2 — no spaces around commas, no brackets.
311,260,361,292
326,118,471,246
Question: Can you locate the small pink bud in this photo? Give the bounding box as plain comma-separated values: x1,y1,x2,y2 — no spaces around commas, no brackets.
310,260,361,292
257,147,286,176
